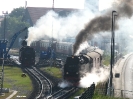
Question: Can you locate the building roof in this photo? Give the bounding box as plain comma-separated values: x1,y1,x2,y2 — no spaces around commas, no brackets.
24,7,78,25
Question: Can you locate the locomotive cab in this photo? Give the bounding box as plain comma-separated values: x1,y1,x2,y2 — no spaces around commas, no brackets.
63,56,80,86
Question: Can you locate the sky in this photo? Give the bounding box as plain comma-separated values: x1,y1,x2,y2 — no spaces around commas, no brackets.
99,0,115,11
0,0,115,15
0,0,85,15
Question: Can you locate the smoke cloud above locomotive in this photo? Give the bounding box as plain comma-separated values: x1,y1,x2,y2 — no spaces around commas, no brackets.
26,6,95,46
73,0,133,54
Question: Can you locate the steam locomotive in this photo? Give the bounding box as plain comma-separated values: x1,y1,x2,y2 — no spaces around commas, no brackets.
63,48,103,86
19,40,35,66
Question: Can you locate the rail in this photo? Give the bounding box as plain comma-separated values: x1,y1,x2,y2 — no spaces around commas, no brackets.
25,67,53,99
47,87,78,99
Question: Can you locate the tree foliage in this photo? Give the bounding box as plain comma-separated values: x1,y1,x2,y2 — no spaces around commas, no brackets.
0,7,30,48
9,7,25,17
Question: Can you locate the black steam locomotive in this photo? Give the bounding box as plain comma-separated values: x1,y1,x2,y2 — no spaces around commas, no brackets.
63,48,103,86
19,40,35,66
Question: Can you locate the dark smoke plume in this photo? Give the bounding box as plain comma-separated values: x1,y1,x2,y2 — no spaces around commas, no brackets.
73,0,133,54
73,16,112,54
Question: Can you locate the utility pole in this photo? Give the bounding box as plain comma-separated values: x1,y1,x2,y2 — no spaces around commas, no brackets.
25,1,27,9
108,10,117,96
2,11,8,41
52,0,54,46
50,0,55,67
0,11,8,94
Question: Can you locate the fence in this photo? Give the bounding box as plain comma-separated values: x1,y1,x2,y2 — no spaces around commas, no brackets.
79,83,95,99
95,82,108,96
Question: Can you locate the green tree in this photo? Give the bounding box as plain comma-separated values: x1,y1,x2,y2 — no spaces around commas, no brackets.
0,7,30,48
9,7,25,18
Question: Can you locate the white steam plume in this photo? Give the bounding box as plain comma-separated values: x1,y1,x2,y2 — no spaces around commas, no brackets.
74,41,90,55
79,67,109,88
116,16,133,53
58,80,72,88
27,8,95,46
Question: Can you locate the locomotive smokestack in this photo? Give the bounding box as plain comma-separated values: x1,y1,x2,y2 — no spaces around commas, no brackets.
73,0,133,54
21,40,27,47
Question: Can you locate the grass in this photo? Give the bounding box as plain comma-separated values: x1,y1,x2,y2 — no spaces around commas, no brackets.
93,93,125,99
68,88,86,99
0,65,33,99
40,66,62,78
4,66,32,89
102,54,110,66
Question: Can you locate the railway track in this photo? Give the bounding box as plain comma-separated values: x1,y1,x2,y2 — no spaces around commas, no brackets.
47,87,79,99
25,66,53,99
25,66,79,99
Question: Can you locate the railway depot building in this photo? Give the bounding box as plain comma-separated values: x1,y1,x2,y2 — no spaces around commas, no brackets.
23,7,78,26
